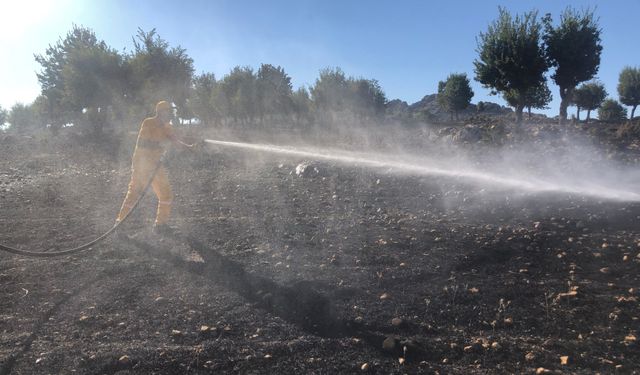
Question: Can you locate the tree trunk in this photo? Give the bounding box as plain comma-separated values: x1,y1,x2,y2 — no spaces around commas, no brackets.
558,86,573,124
515,105,524,124
632,105,637,120
576,107,581,121
586,109,591,123
528,106,532,119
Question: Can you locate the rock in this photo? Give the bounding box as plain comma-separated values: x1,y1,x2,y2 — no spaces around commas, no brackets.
360,363,369,371
200,325,211,333
560,355,570,365
382,336,398,351
170,329,182,337
624,334,637,344
118,355,130,365
379,293,390,300
491,342,501,350
391,318,405,327
295,162,322,177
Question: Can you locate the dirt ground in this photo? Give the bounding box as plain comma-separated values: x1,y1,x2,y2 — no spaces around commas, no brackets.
0,126,639,374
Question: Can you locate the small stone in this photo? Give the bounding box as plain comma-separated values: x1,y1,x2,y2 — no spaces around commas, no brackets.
536,368,548,374
398,357,405,365
361,363,369,371
264,354,272,359
154,297,167,303
624,334,637,344
118,355,130,365
600,267,611,274
35,358,43,364
391,318,404,327
382,336,397,351
200,325,210,333
525,352,536,361
491,342,501,350
170,329,182,336
504,317,513,325
379,293,390,300
560,355,569,365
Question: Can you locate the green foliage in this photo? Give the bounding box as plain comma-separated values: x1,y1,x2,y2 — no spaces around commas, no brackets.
437,73,474,120
127,28,195,119
189,73,219,126
219,66,257,124
348,78,387,118
598,99,627,122
257,64,294,118
617,66,640,119
310,67,386,125
474,7,548,123
35,25,107,131
291,87,313,125
543,7,602,122
0,106,7,127
7,103,42,133
503,80,552,118
572,81,606,122
311,67,349,113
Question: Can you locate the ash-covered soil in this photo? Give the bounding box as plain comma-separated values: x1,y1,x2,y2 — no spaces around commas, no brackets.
0,127,639,374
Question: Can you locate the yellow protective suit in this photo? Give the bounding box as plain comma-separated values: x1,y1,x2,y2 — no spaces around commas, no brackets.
117,103,175,225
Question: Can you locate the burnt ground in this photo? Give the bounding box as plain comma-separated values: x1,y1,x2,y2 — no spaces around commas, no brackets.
0,128,639,374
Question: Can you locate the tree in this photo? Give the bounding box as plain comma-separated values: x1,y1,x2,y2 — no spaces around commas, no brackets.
617,66,640,119
7,103,41,133
0,106,7,128
438,73,474,120
189,72,218,126
474,8,548,123
598,99,627,123
543,8,602,123
256,64,293,122
311,67,349,111
572,81,606,122
348,78,387,121
62,39,124,135
35,25,112,132
310,67,350,125
291,87,313,126
219,66,257,125
503,80,553,119
127,28,194,121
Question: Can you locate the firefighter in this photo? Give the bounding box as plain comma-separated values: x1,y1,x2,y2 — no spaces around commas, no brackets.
116,101,193,234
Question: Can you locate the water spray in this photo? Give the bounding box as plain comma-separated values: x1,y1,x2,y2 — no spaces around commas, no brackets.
204,139,640,202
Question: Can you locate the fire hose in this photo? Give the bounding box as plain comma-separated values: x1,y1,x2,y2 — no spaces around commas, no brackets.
0,162,163,258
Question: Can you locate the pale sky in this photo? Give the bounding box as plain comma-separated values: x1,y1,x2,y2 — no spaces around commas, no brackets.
1,0,639,117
